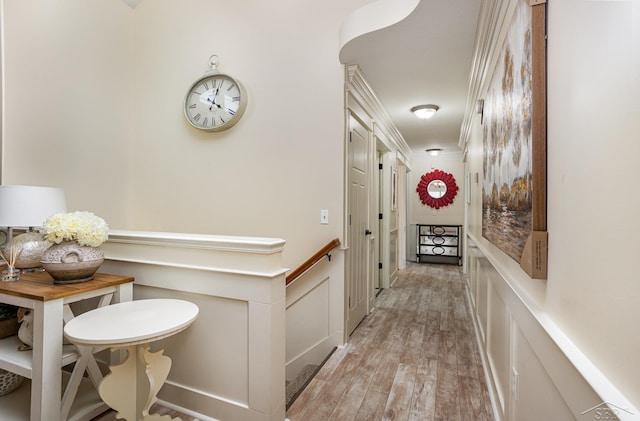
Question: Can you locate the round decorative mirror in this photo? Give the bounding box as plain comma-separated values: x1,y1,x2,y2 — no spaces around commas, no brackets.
416,169,459,209
427,180,447,198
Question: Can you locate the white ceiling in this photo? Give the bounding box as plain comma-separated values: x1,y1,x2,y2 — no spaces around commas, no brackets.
339,0,481,156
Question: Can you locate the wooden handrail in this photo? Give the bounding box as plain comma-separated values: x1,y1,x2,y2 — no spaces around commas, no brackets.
286,238,341,286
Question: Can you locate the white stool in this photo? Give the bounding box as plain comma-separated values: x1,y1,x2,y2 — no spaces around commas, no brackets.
64,299,199,421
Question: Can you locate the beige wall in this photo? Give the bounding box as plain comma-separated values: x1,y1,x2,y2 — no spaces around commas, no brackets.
1,0,134,226
545,0,640,408
408,152,465,227
407,152,465,261
1,0,372,268
466,0,640,411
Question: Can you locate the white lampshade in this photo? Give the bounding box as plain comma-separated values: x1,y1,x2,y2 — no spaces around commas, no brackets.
0,185,67,228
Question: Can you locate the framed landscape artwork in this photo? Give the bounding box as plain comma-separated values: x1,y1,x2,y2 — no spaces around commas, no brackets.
482,0,547,279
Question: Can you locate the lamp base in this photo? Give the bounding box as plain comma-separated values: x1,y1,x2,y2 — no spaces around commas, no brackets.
3,231,52,270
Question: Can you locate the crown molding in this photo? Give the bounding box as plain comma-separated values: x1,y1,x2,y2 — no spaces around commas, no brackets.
345,65,413,161
458,0,517,152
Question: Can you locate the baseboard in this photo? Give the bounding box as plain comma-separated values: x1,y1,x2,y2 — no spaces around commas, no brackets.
158,381,284,421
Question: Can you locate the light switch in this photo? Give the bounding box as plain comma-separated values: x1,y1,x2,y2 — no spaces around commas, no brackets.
320,210,329,224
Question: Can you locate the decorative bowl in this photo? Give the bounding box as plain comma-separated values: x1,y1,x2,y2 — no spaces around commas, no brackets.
40,258,104,284
40,241,104,284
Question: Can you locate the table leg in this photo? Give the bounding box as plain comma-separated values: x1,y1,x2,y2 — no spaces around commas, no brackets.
31,300,64,421
99,344,181,421
60,344,105,420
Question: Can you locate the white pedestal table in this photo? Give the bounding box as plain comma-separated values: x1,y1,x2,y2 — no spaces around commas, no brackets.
64,298,199,421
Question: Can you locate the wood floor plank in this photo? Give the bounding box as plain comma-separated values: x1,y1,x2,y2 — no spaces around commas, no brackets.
435,360,461,421
401,322,426,365
409,358,438,421
329,342,385,420
454,318,477,379
286,376,328,417
422,310,441,360
354,389,388,421
382,363,417,420
458,374,493,421
369,337,404,395
295,352,363,421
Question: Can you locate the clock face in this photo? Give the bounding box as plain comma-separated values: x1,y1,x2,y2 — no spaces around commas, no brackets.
184,74,246,131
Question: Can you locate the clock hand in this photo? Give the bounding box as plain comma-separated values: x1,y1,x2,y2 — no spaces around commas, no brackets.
207,95,222,111
209,87,223,110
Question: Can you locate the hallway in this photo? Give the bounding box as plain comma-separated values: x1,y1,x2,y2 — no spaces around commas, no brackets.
286,262,494,421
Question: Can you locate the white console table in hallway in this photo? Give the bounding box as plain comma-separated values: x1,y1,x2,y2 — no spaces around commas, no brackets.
64,299,199,421
0,272,134,421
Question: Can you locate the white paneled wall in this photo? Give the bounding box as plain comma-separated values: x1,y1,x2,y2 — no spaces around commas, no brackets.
100,230,287,421
462,1,640,417
285,252,345,382
467,236,636,421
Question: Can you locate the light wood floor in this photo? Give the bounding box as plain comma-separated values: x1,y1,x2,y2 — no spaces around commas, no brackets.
286,262,494,421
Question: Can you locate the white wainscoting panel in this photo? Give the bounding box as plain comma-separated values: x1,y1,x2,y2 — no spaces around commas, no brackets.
467,235,638,421
100,230,287,421
284,252,345,382
486,280,512,416
512,323,575,421
475,259,490,344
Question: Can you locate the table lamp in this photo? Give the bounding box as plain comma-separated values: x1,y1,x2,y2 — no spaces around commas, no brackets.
0,185,67,272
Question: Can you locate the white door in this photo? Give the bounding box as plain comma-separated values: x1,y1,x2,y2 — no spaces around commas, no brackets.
375,151,382,292
347,115,370,335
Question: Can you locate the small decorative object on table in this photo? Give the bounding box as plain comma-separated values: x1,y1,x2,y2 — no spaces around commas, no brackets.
16,307,33,351
0,303,19,339
40,211,108,284
1,246,21,282
4,230,52,272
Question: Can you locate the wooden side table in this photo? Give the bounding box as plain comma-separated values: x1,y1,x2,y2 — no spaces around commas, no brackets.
0,272,134,421
64,299,199,421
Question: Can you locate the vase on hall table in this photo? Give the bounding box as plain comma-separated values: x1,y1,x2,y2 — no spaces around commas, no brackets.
40,241,104,284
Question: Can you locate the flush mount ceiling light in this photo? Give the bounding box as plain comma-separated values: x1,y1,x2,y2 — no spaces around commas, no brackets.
411,104,439,119
426,148,442,156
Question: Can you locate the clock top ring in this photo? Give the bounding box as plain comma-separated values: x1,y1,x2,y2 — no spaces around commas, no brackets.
184,55,247,132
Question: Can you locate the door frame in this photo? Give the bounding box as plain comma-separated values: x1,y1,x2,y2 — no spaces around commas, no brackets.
344,109,374,337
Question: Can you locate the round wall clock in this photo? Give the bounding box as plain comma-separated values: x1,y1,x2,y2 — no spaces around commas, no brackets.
184,55,247,131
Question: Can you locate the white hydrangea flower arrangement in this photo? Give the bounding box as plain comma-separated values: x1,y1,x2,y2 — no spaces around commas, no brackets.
42,211,109,247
